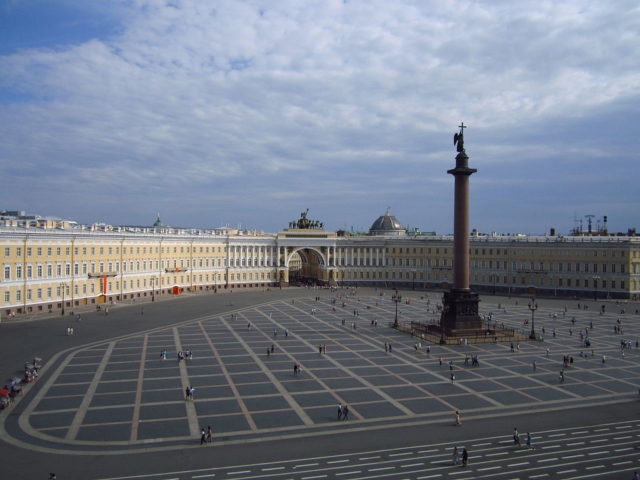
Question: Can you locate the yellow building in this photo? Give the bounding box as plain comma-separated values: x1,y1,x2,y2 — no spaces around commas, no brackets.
1,212,639,316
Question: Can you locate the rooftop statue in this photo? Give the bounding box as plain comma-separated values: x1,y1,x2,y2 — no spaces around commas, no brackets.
290,209,323,229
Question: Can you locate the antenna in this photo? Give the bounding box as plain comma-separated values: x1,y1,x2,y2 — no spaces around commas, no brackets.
585,214,595,234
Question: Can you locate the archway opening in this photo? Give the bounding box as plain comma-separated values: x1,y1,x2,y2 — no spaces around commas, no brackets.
289,248,325,286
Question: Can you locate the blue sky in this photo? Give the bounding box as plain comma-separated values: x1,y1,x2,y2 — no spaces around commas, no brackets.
1,0,639,235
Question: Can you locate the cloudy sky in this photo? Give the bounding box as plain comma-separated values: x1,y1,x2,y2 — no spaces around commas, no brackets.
1,0,639,235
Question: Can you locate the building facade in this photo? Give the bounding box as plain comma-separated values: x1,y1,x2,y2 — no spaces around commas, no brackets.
1,214,639,316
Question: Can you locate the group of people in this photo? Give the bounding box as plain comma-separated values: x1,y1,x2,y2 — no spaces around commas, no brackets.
337,403,350,420
177,350,193,361
199,425,213,445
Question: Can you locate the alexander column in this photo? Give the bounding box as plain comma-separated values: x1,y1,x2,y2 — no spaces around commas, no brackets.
441,123,482,337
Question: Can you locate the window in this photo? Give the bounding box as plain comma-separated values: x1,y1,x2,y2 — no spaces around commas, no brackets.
27,248,32,257
47,248,52,256
4,291,9,302
4,248,9,257
27,265,32,278
16,265,22,279
37,247,42,256
16,247,22,257
47,264,52,277
4,266,10,279
37,265,43,277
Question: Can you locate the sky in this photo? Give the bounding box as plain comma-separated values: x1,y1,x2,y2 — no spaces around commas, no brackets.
1,0,639,235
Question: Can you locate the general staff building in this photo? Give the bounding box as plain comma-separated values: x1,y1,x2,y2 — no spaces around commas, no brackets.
1,212,639,317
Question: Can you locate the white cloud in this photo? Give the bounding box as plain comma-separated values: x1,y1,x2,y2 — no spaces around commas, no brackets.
0,0,639,233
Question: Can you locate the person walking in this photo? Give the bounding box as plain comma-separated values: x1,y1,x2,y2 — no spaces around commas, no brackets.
452,446,459,465
513,427,521,447
337,403,343,420
200,427,207,445
342,404,349,420
461,448,468,467
455,410,461,426
526,432,533,449
207,425,213,444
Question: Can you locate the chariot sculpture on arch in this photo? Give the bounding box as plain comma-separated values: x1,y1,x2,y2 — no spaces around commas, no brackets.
290,209,323,229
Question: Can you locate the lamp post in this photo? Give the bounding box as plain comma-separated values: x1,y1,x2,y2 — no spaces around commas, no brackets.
392,289,402,329
60,282,66,316
440,300,449,345
151,276,155,302
528,297,538,340
592,275,600,301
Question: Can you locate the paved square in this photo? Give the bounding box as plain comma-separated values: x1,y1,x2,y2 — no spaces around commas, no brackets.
13,292,640,453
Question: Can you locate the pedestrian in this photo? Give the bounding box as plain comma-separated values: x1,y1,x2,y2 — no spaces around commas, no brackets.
532,360,536,371
388,343,392,352
452,446,459,465
455,410,461,425
49,474,57,480
293,364,298,376
342,404,349,420
559,370,565,383
207,425,213,444
70,327,74,335
526,432,533,449
513,427,521,446
450,372,455,384
461,448,468,467
200,427,207,445
337,403,343,420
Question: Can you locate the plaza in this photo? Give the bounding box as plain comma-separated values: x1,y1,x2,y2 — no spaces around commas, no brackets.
2,288,639,480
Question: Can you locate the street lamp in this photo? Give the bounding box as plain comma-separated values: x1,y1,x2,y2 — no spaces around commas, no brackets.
60,282,66,316
440,300,449,345
528,297,538,340
151,276,155,302
592,275,600,301
392,289,402,329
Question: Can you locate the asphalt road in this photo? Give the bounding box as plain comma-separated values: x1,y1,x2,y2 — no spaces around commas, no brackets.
1,288,639,480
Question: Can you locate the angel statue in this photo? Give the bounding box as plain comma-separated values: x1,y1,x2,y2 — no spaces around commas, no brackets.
453,122,466,153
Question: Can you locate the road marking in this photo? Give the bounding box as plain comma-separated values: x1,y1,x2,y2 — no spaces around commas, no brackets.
548,433,566,437
614,447,632,452
130,333,148,441
570,430,588,435
172,328,200,437
590,438,607,443
335,471,361,476
358,456,381,461
537,457,558,463
65,341,115,440
227,471,251,475
485,452,508,457
389,452,413,457
192,474,216,479
417,449,437,454
302,476,326,480
613,436,632,440
566,442,584,446
615,425,632,429
327,459,349,464
507,462,529,467
261,467,285,471
530,475,549,479
400,463,424,468
368,467,394,472
478,466,502,471
587,451,607,456
416,475,442,479
613,460,632,465
561,454,583,459
294,463,319,469
557,469,577,474
585,465,605,470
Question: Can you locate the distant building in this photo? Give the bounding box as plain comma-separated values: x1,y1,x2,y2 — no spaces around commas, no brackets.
0,210,639,316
